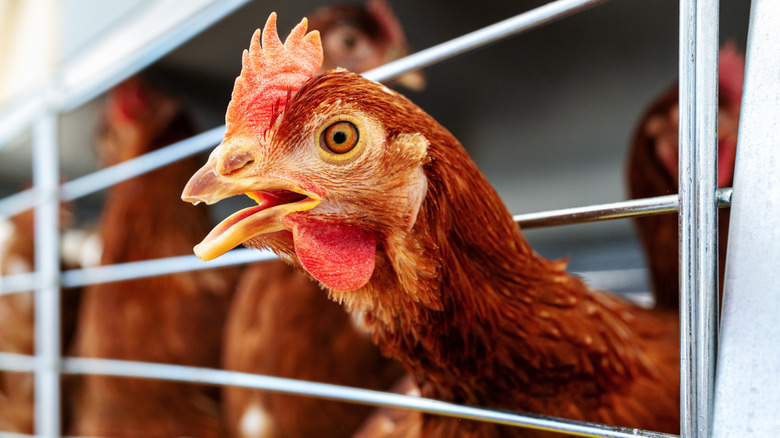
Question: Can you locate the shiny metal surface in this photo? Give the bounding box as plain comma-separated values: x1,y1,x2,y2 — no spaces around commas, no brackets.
713,1,780,436
363,0,610,84
57,357,674,438
678,0,720,436
32,110,61,437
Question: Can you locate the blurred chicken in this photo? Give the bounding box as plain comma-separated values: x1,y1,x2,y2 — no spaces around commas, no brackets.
0,201,82,433
311,0,424,90
184,15,680,437
0,209,37,433
68,76,237,437
222,2,417,437
627,43,744,310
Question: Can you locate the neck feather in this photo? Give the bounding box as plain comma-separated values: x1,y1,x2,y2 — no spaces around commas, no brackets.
335,126,652,407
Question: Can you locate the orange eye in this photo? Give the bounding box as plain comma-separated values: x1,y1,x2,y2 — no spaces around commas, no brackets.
321,121,359,154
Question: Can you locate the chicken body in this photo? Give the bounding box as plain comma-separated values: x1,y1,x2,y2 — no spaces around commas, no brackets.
627,44,744,309
184,16,680,437
223,261,404,438
0,205,82,434
68,77,236,437
0,211,36,433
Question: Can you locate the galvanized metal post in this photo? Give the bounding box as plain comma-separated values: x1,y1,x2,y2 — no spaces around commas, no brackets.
33,108,61,436
712,0,780,436
678,0,720,437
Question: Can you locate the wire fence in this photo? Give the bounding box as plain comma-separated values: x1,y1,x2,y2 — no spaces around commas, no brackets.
0,0,731,436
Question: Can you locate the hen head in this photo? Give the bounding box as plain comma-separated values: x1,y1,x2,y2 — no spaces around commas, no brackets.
183,14,430,293
637,42,744,189
309,0,425,90
97,76,182,166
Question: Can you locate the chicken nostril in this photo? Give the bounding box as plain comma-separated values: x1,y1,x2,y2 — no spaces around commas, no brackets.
218,151,255,177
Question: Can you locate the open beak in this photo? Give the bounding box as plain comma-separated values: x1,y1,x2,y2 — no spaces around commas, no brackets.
182,160,320,261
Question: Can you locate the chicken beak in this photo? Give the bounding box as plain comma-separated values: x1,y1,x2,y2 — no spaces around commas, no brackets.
182,157,320,261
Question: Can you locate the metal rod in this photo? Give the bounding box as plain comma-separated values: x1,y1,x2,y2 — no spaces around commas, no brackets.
363,0,610,83
57,357,674,438
32,110,61,437
678,0,720,436
0,127,222,218
515,188,730,229
60,248,274,288
0,190,733,292
0,272,38,295
713,1,780,435
0,188,36,219
58,0,252,112
0,91,44,151
61,126,224,202
0,352,38,373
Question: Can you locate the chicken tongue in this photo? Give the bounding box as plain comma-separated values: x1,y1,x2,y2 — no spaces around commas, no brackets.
193,205,286,261
291,219,376,292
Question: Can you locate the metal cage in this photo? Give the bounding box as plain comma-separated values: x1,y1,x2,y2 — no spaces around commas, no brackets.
1,0,777,437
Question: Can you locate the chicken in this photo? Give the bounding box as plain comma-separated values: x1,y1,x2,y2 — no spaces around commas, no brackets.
627,43,744,310
0,203,82,434
310,0,424,90
68,76,237,437
183,14,680,437
222,3,417,436
223,261,404,438
0,209,37,433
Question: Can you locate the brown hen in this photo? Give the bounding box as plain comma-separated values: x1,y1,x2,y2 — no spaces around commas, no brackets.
184,15,680,437
68,76,237,437
627,43,744,310
0,201,82,434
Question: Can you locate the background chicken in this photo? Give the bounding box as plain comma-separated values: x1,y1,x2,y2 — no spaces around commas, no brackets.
0,209,37,433
222,2,417,436
0,202,82,434
184,15,680,437
311,0,424,90
68,76,237,437
627,43,744,310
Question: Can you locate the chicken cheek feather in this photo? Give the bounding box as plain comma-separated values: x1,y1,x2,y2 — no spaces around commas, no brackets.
289,218,376,292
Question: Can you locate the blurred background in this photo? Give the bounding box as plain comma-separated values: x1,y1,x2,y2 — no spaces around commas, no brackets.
0,0,751,293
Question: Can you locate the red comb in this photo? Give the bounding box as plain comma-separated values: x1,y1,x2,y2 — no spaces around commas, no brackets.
718,41,745,108
225,13,323,137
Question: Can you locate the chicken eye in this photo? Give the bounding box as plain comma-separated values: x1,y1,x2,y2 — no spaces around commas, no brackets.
321,121,359,154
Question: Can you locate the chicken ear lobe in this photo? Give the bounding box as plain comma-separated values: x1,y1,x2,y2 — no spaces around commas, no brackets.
291,219,376,292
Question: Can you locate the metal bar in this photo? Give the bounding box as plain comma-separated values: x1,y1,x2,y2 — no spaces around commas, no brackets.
60,248,274,288
0,91,44,150
0,190,733,292
0,432,38,438
363,0,610,83
32,110,61,437
0,272,38,295
58,0,252,112
0,352,38,373
713,1,780,435
57,357,674,438
0,127,222,218
0,188,36,219
678,0,720,436
60,126,223,202
515,189,730,229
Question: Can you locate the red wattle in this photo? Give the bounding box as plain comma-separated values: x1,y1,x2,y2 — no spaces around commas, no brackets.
292,220,376,292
